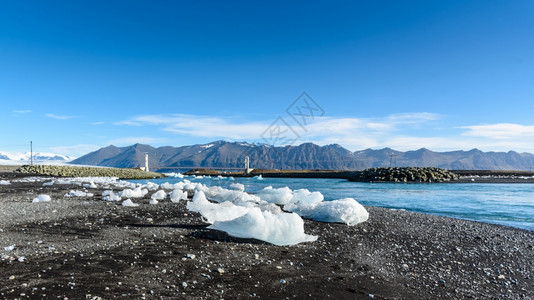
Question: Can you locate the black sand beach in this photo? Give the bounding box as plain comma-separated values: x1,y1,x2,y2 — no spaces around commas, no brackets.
1,172,533,299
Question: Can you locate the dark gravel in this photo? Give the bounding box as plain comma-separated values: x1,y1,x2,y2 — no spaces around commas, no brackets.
0,173,533,299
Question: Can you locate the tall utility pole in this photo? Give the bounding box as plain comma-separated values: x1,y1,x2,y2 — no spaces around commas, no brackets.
30,141,33,166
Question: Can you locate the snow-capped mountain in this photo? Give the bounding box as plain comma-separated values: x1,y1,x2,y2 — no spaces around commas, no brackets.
0,151,73,164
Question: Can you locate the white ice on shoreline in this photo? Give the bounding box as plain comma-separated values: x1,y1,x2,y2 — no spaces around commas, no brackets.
10,175,367,245
0,180,10,185
257,186,293,205
209,207,318,246
122,199,139,207
189,191,317,246
285,197,369,226
119,187,149,198
32,194,51,203
170,189,188,202
65,190,94,197
102,190,121,201
187,191,249,223
229,183,245,192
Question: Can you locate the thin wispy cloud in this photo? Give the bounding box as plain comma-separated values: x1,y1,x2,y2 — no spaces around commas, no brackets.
116,112,442,148
49,144,101,158
45,113,77,120
12,110,32,115
118,114,267,139
461,123,534,139
114,113,534,153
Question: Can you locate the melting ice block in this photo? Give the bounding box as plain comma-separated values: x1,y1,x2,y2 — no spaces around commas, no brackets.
32,194,51,203
186,191,249,223
289,189,324,205
208,207,317,246
119,187,148,198
151,190,167,200
122,199,139,207
285,198,368,226
257,186,293,205
170,189,188,203
102,190,121,201
229,183,245,192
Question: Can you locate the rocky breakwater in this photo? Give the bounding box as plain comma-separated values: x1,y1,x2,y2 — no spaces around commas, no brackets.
14,165,164,179
351,167,458,183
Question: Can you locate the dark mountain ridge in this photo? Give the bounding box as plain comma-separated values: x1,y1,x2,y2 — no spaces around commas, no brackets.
71,141,534,171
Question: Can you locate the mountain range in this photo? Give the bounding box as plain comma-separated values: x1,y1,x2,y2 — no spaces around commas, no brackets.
70,141,534,171
0,151,72,165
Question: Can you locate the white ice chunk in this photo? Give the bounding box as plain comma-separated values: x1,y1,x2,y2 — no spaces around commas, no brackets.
151,190,167,200
257,186,293,205
65,190,89,197
102,190,121,201
208,207,317,246
122,199,139,207
160,182,175,190
143,182,159,191
170,189,188,203
285,198,368,226
186,191,248,223
290,189,324,205
0,180,10,185
163,172,184,178
4,245,15,251
119,187,148,198
183,183,196,190
204,186,259,204
32,194,51,203
83,182,98,189
229,183,245,192
55,179,73,185
194,183,209,193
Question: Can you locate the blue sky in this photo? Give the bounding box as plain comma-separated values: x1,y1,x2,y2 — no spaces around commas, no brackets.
1,0,534,157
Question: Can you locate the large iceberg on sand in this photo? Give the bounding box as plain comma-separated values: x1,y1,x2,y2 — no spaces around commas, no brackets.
189,191,316,245
285,197,369,226
209,207,318,246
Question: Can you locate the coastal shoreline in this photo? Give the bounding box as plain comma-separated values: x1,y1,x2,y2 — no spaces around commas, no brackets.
0,172,533,299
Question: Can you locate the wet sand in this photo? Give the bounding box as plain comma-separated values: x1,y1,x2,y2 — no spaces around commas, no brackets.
0,172,533,299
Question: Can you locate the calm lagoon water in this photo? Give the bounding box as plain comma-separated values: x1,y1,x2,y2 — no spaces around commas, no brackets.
132,176,534,231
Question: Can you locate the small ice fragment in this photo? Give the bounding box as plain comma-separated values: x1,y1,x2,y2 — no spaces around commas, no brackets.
122,199,139,207
151,190,166,201
170,189,188,203
229,183,245,192
32,194,51,203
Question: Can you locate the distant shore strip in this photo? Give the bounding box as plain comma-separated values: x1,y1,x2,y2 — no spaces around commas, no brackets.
8,165,534,183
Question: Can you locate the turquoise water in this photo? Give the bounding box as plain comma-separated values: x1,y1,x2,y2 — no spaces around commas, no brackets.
132,176,534,231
